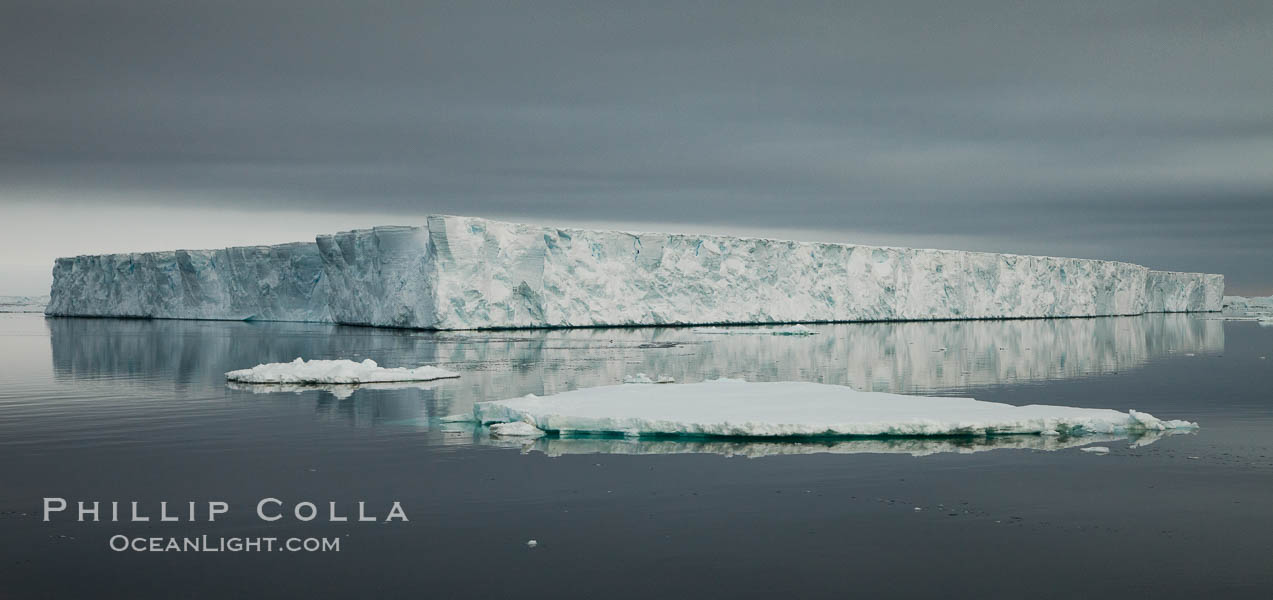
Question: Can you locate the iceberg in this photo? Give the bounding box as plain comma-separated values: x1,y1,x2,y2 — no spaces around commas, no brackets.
46,243,331,322
0,295,49,313
224,358,459,384
47,215,1224,329
1222,295,1273,324
470,379,1197,438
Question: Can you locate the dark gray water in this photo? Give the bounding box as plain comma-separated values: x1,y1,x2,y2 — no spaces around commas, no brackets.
1,313,1270,599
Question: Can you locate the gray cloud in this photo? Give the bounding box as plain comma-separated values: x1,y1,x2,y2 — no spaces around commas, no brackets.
2,0,1271,294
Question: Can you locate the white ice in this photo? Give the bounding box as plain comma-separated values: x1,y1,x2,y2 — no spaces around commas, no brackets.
48,215,1224,329
472,379,1197,438
224,358,459,384
490,421,546,438
1081,446,1111,454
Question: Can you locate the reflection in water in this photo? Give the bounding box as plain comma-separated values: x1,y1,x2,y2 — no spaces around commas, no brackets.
226,380,441,400
447,425,1190,458
48,314,1222,442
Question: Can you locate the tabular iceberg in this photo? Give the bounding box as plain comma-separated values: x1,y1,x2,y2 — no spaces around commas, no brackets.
46,242,331,322
46,215,1224,330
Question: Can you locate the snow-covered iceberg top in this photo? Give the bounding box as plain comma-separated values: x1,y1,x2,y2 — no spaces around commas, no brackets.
468,379,1196,439
225,358,459,384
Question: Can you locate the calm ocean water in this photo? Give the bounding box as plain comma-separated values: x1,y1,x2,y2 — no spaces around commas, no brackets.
1,313,1271,598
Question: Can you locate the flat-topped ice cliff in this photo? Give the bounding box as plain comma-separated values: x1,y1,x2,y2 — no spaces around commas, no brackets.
46,215,1223,329
46,243,331,322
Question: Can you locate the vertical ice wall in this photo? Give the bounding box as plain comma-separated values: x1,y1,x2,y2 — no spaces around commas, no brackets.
45,242,331,322
45,215,1223,329
409,216,1222,329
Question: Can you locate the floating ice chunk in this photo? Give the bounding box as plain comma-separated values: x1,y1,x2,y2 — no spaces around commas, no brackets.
656,375,676,384
225,358,459,384
1081,446,1111,454
526,540,538,548
691,324,819,336
490,421,546,438
473,379,1198,438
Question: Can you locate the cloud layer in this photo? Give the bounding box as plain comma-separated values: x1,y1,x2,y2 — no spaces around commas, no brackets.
2,1,1270,294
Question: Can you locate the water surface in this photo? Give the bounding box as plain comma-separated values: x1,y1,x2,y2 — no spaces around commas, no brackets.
1,313,1270,598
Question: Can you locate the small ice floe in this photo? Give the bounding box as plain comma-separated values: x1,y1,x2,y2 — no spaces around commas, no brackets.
1081,446,1111,454
225,358,459,384
690,324,818,336
489,422,546,438
622,373,676,384
526,540,538,548
470,379,1198,439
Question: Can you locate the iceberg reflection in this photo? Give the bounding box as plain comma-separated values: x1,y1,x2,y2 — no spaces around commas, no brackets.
48,313,1223,425
446,426,1190,458
225,380,442,400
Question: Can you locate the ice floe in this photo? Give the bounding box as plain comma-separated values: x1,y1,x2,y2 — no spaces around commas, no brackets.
225,358,459,384
470,379,1197,439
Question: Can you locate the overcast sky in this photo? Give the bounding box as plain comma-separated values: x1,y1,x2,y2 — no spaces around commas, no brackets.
2,0,1270,295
